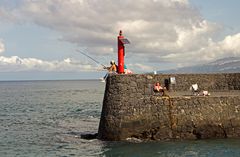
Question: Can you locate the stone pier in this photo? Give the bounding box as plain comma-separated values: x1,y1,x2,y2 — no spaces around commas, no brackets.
98,73,240,141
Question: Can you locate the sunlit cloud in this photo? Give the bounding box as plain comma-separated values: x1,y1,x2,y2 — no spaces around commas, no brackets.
0,0,239,72
160,33,240,66
0,56,99,72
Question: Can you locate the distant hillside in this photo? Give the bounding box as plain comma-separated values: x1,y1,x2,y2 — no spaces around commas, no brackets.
159,57,240,74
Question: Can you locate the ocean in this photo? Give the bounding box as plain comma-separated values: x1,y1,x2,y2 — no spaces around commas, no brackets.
0,80,240,157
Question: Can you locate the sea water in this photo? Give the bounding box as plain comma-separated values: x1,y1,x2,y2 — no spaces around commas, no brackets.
0,80,240,157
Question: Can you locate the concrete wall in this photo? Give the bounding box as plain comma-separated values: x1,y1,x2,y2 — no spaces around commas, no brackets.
98,73,240,141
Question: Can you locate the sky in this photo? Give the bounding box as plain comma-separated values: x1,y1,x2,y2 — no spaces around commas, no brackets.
0,0,240,80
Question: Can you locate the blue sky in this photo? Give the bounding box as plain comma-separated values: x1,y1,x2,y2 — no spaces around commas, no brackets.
0,0,240,80
190,0,240,35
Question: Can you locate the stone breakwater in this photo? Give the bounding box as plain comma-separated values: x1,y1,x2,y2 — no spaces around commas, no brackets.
98,73,240,141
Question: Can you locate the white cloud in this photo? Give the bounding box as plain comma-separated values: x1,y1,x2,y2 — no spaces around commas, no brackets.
221,34,240,53
0,0,205,52
0,0,239,71
160,33,240,67
128,63,154,72
0,40,5,54
0,56,99,72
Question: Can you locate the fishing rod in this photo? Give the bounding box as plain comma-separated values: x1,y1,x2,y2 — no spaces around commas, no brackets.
76,49,107,69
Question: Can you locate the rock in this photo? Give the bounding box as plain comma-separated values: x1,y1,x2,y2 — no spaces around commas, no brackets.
81,133,98,140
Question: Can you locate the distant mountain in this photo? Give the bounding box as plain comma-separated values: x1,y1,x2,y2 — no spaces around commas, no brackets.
159,57,240,74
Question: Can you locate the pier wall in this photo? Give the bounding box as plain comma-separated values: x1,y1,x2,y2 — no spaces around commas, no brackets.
98,73,240,140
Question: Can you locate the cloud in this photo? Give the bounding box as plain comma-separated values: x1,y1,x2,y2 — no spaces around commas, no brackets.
0,56,99,72
128,63,154,72
0,40,5,54
160,33,240,66
0,1,208,50
0,0,239,71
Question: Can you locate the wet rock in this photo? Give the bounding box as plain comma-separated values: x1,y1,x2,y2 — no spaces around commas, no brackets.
81,133,98,140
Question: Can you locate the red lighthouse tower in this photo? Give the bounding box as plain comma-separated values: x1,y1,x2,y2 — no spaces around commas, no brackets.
117,30,130,74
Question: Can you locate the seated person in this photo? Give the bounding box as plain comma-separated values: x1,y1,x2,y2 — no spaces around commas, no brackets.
153,82,166,95
124,64,133,74
202,90,210,96
190,83,199,96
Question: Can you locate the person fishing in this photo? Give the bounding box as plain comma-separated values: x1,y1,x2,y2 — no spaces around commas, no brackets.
103,60,117,80
104,60,117,73
76,50,118,81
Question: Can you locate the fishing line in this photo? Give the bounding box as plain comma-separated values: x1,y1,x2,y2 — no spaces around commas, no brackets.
76,49,107,68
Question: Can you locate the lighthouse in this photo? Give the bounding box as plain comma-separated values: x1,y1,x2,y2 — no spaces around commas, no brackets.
117,30,130,74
